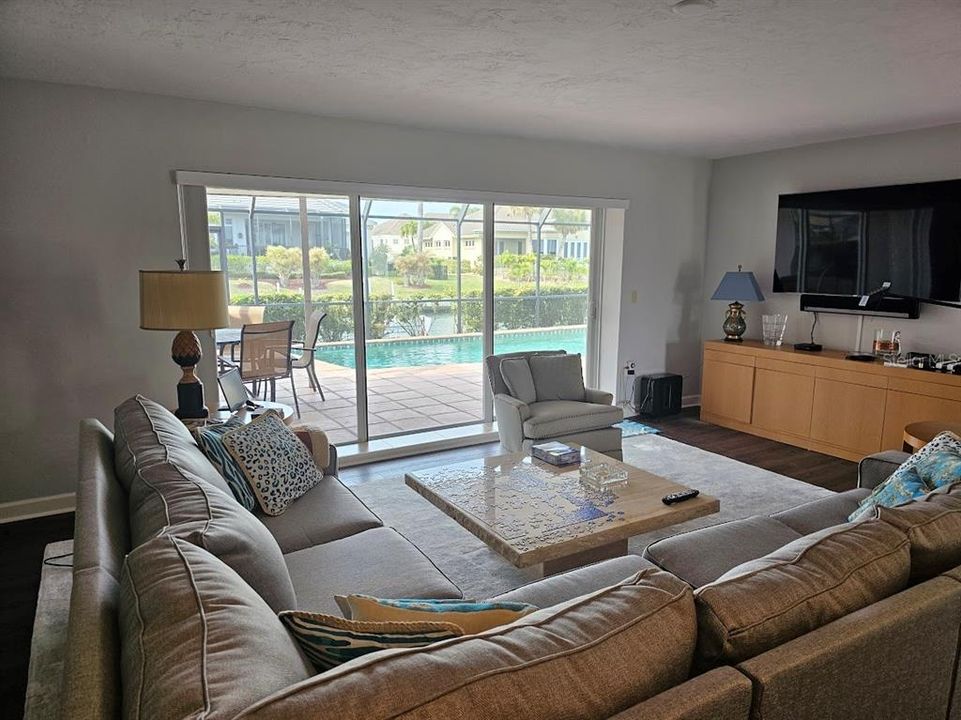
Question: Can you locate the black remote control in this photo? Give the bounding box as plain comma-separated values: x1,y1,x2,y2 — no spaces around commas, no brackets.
662,489,700,505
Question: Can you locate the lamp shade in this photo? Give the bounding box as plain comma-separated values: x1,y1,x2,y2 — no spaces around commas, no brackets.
140,270,229,330
711,269,765,303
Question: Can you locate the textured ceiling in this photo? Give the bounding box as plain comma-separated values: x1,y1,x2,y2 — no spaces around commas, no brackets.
1,0,960,157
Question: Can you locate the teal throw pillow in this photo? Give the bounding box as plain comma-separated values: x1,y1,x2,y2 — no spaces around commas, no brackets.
914,448,961,490
279,611,462,672
849,465,930,522
193,417,257,511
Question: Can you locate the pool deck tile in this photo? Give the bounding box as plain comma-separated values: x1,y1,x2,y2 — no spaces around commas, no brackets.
259,360,488,444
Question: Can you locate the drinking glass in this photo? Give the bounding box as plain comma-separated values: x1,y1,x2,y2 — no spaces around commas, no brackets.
762,314,788,346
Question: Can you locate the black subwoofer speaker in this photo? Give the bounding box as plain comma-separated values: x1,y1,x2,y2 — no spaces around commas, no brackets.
635,373,683,418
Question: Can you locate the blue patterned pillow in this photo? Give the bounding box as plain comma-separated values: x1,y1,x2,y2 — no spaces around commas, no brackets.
279,611,462,672
193,418,257,511
914,448,961,490
849,465,930,522
335,595,537,634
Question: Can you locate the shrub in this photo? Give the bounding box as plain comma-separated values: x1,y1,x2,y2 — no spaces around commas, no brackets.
262,246,302,288
226,254,253,276
395,251,432,286
325,259,352,275
308,247,330,278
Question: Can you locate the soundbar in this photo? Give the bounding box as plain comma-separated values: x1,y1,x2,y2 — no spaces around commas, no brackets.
799,294,920,319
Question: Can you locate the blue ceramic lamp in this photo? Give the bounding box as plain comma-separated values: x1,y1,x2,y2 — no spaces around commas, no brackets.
711,265,764,342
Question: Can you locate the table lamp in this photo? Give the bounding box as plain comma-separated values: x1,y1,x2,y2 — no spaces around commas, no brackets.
711,265,764,342
140,261,229,419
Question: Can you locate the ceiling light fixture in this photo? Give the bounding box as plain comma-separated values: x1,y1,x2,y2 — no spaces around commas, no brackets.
671,0,716,17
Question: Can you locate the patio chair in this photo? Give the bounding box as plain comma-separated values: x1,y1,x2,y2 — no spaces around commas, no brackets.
239,320,300,418
485,350,622,459
291,310,328,401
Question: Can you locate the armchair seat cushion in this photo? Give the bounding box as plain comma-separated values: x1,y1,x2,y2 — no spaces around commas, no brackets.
522,400,623,439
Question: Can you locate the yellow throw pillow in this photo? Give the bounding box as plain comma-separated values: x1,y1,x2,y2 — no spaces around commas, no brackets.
280,611,463,672
335,595,538,635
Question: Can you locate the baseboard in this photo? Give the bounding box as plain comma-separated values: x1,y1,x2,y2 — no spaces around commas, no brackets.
682,394,701,408
0,493,76,524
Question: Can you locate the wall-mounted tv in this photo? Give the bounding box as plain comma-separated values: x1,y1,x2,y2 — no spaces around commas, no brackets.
773,179,961,309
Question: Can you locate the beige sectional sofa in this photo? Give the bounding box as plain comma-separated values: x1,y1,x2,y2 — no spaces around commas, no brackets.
61,395,961,719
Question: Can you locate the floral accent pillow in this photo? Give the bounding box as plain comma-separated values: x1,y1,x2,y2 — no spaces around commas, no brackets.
849,432,961,522
222,410,322,516
915,449,961,490
849,466,929,522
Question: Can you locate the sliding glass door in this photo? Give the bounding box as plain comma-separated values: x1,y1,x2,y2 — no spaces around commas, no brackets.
206,189,361,445
358,198,487,436
493,206,593,368
206,186,599,444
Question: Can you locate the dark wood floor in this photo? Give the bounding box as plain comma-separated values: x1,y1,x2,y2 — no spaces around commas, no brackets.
641,407,859,493
0,407,857,716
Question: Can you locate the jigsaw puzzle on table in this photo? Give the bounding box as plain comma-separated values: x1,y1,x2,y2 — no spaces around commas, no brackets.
415,457,628,551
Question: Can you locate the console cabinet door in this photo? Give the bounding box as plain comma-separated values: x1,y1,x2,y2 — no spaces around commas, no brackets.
881,390,961,450
751,365,814,438
810,378,886,456
701,357,754,424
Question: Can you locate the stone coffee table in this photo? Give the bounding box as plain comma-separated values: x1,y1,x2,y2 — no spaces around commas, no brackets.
405,446,719,576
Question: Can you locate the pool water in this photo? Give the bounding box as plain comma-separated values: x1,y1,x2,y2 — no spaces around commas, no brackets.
315,327,587,368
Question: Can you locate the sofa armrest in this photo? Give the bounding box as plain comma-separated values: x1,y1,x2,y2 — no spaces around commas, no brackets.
290,424,336,475
584,388,614,406
493,394,530,452
858,450,909,489
609,666,753,720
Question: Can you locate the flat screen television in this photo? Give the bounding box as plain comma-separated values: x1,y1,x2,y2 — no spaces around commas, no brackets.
773,179,961,308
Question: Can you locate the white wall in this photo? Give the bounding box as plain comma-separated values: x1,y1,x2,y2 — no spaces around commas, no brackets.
703,124,961,371
0,78,710,505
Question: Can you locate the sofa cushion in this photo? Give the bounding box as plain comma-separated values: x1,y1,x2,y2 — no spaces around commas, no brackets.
279,611,463,672
235,569,696,720
694,520,910,668
771,488,872,535
523,400,623,439
643,516,803,588
223,411,323,516
113,394,231,496
494,555,656,607
257,476,382,553
876,491,961,582
499,357,537,404
284,527,461,616
130,462,297,612
529,353,586,402
119,534,312,720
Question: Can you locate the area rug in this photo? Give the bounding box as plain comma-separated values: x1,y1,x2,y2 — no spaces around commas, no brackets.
615,419,660,437
349,433,833,599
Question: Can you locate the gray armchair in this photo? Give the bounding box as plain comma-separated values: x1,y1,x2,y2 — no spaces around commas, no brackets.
485,350,623,460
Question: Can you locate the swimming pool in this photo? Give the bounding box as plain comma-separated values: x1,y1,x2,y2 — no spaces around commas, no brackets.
315,327,587,369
